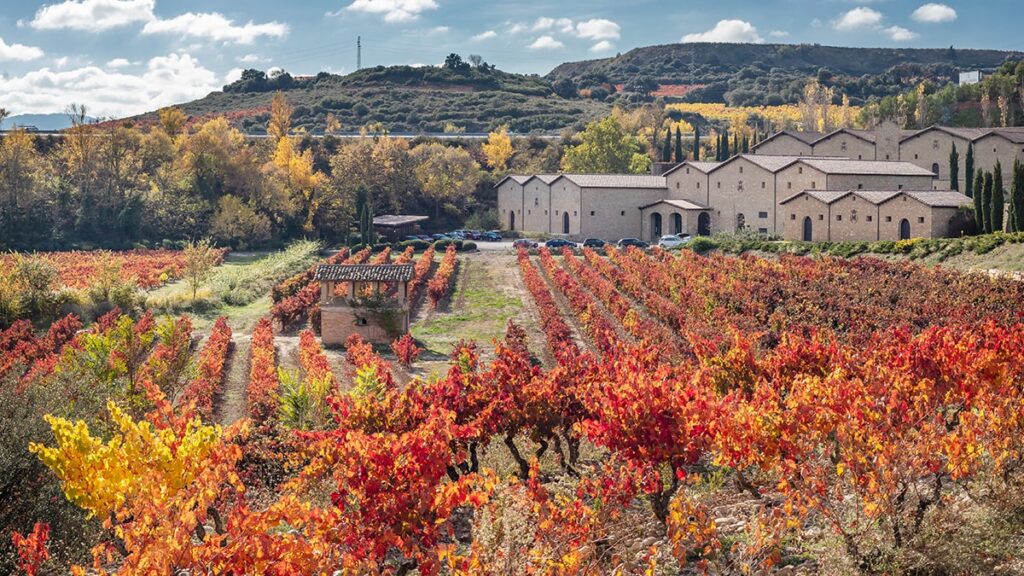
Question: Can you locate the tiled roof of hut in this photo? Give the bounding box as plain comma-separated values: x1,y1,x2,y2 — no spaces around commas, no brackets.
315,264,415,282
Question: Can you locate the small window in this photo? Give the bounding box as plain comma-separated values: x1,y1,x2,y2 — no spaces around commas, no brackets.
798,167,803,174
886,154,890,160
858,154,863,160
717,181,721,189
686,168,690,174
857,183,863,190
357,317,368,326
555,210,559,215
761,181,766,189
819,214,824,220
867,215,873,222
620,210,625,216
885,216,892,222
898,185,903,190
590,211,595,216
527,209,531,215
790,214,796,220
787,182,792,190
739,166,744,174
534,197,539,206
841,141,848,151
914,154,919,159
758,228,768,233
697,182,701,189
544,210,548,215
573,211,577,216
758,211,768,219
676,182,680,189
918,216,925,224
836,215,842,221
812,182,817,188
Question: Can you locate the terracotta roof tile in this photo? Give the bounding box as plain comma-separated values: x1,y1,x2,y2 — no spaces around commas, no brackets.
315,264,415,282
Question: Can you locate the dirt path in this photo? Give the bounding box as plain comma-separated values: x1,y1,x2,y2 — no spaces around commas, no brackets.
216,335,249,426
533,254,598,356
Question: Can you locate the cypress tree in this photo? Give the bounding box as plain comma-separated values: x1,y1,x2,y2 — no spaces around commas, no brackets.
982,171,994,233
948,143,959,191
973,171,985,233
715,134,722,161
1009,159,1023,232
992,161,1005,232
662,128,672,163
733,132,740,157
722,132,730,159
674,127,684,163
964,143,974,198
693,126,700,161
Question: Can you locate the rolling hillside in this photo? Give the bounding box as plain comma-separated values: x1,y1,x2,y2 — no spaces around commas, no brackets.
125,43,1024,135
548,43,1024,106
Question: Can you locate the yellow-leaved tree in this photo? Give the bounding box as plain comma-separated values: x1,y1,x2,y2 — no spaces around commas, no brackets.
481,125,513,171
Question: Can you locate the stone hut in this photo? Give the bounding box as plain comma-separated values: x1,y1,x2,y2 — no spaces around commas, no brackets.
315,264,415,346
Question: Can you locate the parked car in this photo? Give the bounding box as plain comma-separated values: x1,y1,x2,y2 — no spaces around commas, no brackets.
657,235,689,249
416,235,433,241
431,233,451,241
582,238,607,248
617,238,649,249
545,238,577,249
512,239,538,249
402,235,421,242
480,232,502,241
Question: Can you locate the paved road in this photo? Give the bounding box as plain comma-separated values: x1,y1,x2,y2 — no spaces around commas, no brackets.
475,240,516,252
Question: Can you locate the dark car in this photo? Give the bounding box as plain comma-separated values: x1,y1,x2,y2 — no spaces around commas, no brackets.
617,238,649,249
582,238,607,248
545,238,577,249
480,232,502,241
402,235,421,242
417,235,433,241
431,233,451,241
512,239,538,249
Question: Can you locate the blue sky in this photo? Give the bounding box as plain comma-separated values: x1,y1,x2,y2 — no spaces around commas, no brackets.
0,0,1018,118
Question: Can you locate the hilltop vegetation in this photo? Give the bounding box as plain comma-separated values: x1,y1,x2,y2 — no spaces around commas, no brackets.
131,58,609,135
549,42,1023,106
121,44,1024,135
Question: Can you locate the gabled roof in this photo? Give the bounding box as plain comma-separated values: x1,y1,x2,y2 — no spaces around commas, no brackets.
853,190,903,204
663,160,721,177
554,174,667,189
639,199,707,211
898,191,973,208
315,264,415,283
495,174,558,188
985,127,1024,144
533,174,561,184
815,128,876,145
795,158,936,176
779,190,852,205
709,154,843,175
750,130,824,152
900,125,991,144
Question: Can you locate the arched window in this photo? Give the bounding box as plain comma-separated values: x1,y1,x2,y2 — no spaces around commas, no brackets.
510,211,516,230
802,216,813,242
899,218,911,240
671,213,683,235
562,212,570,234
736,213,746,231
698,212,711,236
931,163,940,176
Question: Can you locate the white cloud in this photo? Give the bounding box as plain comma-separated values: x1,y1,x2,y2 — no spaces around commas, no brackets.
527,35,564,50
532,17,574,33
237,54,265,64
106,57,133,68
0,37,45,61
834,7,884,30
769,30,790,38
0,53,219,118
912,3,957,23
426,25,449,34
28,0,155,31
508,22,528,34
54,56,70,68
341,0,439,23
884,25,919,41
471,30,497,41
575,19,620,41
590,40,615,53
142,13,288,45
682,19,764,43
225,67,244,84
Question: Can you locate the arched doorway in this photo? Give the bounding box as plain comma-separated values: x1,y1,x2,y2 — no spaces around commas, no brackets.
562,212,570,234
510,211,516,230
671,213,683,235
899,218,911,240
650,213,663,241
697,212,711,236
931,163,940,177
736,213,746,232
802,216,813,242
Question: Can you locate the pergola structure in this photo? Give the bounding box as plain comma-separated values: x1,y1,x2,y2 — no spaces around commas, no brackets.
315,264,415,345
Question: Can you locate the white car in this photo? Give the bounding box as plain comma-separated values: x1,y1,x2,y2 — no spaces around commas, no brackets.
656,234,691,249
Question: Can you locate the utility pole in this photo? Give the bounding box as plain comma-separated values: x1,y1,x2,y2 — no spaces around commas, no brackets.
357,36,362,70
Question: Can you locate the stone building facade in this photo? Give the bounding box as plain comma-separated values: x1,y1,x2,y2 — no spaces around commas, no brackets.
316,264,414,346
